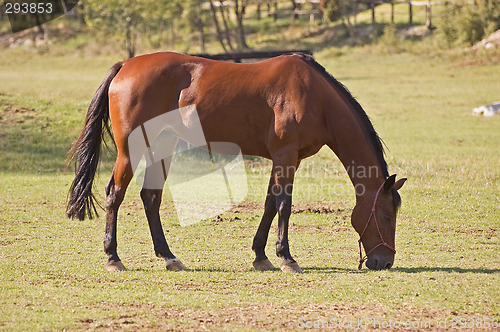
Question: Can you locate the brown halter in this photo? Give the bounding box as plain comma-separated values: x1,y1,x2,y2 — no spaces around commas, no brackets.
358,182,396,270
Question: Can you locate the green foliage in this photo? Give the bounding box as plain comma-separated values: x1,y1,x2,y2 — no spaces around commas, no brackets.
379,24,398,47
81,0,184,57
322,0,340,23
436,1,500,47
455,5,484,45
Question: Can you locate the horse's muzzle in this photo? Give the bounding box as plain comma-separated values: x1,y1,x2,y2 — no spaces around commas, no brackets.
366,251,394,270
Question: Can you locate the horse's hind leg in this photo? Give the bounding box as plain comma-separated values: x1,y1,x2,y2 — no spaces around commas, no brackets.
104,153,133,271
141,156,187,271
252,173,278,271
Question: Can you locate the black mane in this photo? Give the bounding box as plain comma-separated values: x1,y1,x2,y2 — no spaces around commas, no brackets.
294,53,389,178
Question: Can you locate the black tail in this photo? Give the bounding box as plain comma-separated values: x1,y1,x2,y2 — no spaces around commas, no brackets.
66,62,123,220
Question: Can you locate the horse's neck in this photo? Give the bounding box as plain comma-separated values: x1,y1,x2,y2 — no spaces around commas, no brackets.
325,101,386,196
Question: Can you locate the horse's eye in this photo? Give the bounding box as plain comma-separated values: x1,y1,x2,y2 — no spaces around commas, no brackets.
383,215,391,222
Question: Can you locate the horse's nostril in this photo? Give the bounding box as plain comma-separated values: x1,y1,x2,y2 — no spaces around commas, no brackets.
384,262,392,269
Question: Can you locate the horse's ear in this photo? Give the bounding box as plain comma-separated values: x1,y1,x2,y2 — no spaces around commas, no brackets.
393,178,407,191
383,175,407,192
383,174,397,192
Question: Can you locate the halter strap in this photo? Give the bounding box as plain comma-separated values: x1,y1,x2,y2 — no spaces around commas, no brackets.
357,182,396,270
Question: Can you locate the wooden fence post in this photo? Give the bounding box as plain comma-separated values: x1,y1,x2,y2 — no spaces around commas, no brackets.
371,1,376,25
391,1,395,24
409,0,413,25
425,0,432,29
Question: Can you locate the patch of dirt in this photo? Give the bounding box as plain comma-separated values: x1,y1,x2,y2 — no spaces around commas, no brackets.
428,227,497,239
231,201,264,213
459,227,497,239
1,104,37,125
122,200,347,225
231,201,345,215
289,224,352,233
453,54,500,68
77,302,456,331
292,205,344,215
3,105,35,114
77,302,350,330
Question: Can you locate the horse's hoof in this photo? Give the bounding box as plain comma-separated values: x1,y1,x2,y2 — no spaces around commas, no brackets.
106,261,127,272
280,262,303,273
253,258,276,271
165,258,187,271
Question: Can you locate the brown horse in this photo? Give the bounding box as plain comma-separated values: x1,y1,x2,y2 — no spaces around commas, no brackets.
67,52,406,272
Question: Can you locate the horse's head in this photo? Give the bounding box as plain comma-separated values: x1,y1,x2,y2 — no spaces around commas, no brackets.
351,174,406,270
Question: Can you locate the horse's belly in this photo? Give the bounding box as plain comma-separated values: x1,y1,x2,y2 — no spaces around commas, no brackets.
178,88,273,158
198,108,272,158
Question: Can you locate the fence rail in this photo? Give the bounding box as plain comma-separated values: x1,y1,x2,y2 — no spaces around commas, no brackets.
350,0,476,27
191,50,313,63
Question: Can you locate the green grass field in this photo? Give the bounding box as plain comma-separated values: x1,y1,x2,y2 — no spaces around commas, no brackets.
1,41,499,330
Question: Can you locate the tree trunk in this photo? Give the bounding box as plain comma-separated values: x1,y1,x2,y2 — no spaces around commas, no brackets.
220,3,235,51
170,19,177,48
340,2,355,39
267,2,278,21
34,13,45,39
234,0,249,50
208,0,228,52
125,18,135,58
77,2,86,26
291,0,299,20
196,18,206,53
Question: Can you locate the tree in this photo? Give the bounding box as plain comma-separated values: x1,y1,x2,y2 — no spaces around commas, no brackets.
219,2,236,51
208,0,230,52
82,0,172,58
437,0,500,47
184,0,212,53
320,0,341,22
233,0,249,50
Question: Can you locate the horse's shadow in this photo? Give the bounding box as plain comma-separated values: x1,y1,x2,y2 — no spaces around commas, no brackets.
302,267,358,274
129,266,499,274
302,266,500,274
391,266,500,274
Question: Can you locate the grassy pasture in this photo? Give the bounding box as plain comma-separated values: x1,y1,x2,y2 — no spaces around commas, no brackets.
1,45,499,331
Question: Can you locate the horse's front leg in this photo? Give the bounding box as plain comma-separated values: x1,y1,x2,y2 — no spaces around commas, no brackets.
273,157,303,273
